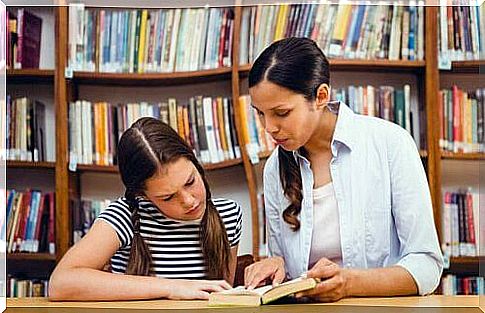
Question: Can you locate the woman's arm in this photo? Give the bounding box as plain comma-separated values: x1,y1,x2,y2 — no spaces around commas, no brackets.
299,258,417,302
49,220,230,301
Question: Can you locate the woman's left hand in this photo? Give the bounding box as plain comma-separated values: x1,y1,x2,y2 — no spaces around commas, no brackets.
295,257,350,302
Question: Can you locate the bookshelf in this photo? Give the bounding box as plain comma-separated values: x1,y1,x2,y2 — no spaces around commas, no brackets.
5,4,484,296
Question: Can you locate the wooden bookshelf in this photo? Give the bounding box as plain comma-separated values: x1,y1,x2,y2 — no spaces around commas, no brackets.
6,5,482,291
6,69,55,83
71,67,233,86
7,253,56,261
440,151,485,160
6,161,56,169
238,60,426,75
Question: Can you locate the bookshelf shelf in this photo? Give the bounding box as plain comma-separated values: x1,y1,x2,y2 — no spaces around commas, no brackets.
440,61,485,73
440,151,485,160
6,69,55,83
71,68,233,86
445,256,483,276
7,253,56,261
74,159,243,174
239,60,426,75
6,161,56,169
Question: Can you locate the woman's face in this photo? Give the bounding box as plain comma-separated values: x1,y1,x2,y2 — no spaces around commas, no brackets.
144,157,207,221
249,80,321,151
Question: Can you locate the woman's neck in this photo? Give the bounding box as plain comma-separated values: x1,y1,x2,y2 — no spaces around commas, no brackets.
304,109,337,157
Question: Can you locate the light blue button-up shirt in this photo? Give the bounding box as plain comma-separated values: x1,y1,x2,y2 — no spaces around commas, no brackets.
263,101,443,295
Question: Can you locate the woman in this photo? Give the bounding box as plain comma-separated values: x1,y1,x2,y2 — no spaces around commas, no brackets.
244,37,443,301
49,117,242,300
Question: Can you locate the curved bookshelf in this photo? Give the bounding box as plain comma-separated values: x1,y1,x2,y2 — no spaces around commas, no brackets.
6,161,56,169
239,60,426,75
71,67,233,86
440,151,485,160
6,69,55,83
74,159,243,174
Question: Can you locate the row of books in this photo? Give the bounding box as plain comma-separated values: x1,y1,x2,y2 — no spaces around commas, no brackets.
439,5,485,63
4,189,55,254
238,95,275,164
71,199,110,244
7,8,42,69
240,4,425,64
441,190,479,258
8,276,48,298
68,6,234,73
5,96,47,162
441,275,484,295
439,87,485,153
332,84,424,149
68,96,241,168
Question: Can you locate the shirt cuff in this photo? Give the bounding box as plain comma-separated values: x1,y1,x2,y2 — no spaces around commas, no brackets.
396,253,444,295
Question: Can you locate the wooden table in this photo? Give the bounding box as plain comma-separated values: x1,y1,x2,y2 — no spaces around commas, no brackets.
6,296,483,313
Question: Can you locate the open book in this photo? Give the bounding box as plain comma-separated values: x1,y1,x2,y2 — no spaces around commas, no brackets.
208,276,319,306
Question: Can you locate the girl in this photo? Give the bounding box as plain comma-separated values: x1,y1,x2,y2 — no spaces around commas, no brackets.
49,117,242,301
244,37,443,301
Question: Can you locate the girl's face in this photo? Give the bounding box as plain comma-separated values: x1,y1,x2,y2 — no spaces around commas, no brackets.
144,157,207,221
249,80,322,151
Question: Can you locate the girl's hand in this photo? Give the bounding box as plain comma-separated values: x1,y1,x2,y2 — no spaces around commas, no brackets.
244,256,286,290
296,257,350,302
167,279,231,300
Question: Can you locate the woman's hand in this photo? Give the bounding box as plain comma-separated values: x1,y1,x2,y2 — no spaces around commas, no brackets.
167,279,231,300
296,257,350,302
244,256,286,290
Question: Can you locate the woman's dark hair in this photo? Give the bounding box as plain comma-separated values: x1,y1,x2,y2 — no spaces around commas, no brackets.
248,37,330,231
117,117,231,279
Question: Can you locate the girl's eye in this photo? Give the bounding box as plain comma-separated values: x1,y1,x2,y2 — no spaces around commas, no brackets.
162,195,174,202
276,110,290,117
256,110,264,116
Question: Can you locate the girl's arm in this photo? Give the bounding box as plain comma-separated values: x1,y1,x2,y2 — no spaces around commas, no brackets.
49,220,230,301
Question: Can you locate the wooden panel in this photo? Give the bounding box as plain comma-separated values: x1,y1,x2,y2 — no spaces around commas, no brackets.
232,4,262,259
424,7,442,243
54,7,70,261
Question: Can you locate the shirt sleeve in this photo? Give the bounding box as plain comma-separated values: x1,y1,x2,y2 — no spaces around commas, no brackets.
263,151,284,259
214,198,242,247
96,199,134,249
388,127,444,295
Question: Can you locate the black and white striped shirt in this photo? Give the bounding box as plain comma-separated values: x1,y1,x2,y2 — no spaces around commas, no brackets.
97,197,242,279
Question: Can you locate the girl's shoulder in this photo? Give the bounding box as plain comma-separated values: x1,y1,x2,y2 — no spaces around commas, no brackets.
211,198,241,219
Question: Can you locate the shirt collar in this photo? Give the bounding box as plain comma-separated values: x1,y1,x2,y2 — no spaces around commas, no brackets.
292,101,355,161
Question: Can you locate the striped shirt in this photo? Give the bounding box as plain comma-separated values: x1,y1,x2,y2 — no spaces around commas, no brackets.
96,197,242,279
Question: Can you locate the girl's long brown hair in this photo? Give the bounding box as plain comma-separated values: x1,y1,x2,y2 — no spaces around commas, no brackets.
117,117,230,279
249,37,330,231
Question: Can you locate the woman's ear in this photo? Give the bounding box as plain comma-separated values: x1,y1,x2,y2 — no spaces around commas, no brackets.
315,84,330,111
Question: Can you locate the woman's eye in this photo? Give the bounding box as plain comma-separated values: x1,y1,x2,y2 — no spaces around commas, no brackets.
186,177,195,186
276,110,290,117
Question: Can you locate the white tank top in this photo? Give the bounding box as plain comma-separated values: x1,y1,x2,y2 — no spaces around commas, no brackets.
308,182,343,269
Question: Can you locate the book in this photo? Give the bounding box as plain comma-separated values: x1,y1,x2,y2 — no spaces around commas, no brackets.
208,276,319,306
